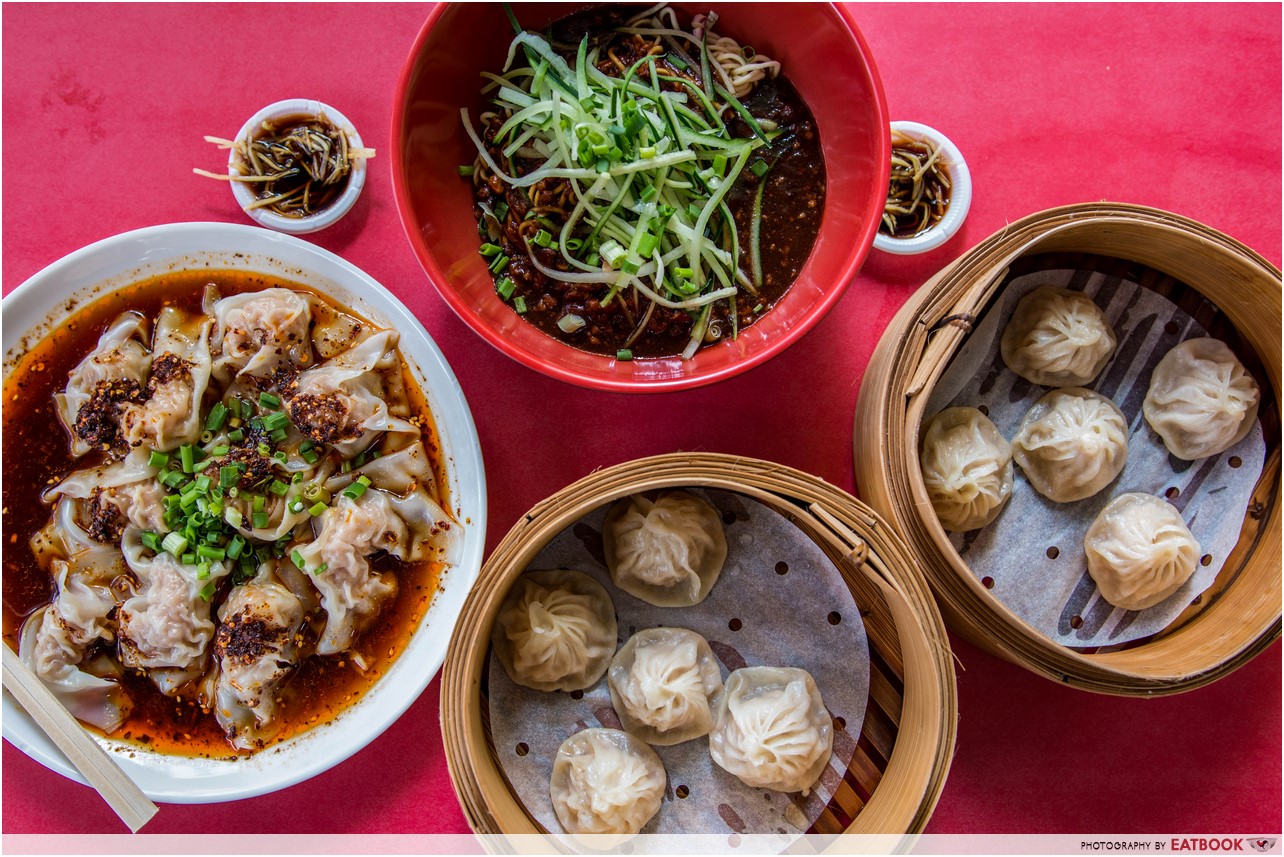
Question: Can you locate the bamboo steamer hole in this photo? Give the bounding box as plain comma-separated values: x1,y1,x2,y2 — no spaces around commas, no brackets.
442,454,957,836
947,251,1280,654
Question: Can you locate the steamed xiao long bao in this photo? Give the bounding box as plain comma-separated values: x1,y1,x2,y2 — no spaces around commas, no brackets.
1000,286,1117,387
603,490,728,606
607,627,723,746
919,406,1013,531
1011,387,1129,503
550,727,666,836
708,666,833,795
492,569,618,692
1084,493,1200,611
1143,337,1261,460
5,270,460,754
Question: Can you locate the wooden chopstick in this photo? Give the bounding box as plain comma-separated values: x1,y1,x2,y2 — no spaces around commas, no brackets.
2,645,158,832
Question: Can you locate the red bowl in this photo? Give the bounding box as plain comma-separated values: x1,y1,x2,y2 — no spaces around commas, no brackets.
392,3,889,392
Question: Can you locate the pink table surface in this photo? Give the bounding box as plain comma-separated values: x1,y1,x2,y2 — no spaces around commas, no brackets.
3,1,1280,839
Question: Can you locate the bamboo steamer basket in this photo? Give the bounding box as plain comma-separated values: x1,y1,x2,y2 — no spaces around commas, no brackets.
441,453,957,836
854,202,1282,696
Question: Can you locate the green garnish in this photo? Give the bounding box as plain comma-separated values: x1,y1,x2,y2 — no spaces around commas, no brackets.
341,475,371,500
460,19,774,359
205,402,230,432
161,532,189,556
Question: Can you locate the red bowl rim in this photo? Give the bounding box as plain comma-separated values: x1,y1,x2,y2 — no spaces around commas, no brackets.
390,2,890,394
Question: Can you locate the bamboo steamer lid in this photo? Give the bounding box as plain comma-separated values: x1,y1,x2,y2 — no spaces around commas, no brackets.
440,452,957,836
854,202,1281,695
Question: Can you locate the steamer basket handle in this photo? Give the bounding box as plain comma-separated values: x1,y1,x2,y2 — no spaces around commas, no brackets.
806,502,924,607
801,504,950,827
905,266,1007,398
904,216,1111,401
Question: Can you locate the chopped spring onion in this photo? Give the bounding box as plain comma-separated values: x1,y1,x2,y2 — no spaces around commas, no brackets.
513,295,528,314
616,349,634,361
302,483,331,504
161,532,189,556
205,402,230,432
148,450,169,468
141,531,163,552
341,475,371,500
258,392,282,409
308,501,328,517
252,510,270,529
458,164,475,177
557,314,586,334
291,549,307,570
261,410,290,432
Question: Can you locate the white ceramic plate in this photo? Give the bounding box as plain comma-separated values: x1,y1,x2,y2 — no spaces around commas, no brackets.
1,222,487,803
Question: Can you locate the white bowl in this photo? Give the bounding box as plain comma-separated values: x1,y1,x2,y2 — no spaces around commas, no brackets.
228,99,368,235
1,222,486,803
873,120,972,255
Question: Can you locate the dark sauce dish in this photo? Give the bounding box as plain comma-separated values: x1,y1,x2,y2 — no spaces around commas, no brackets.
873,121,972,256
393,2,890,392
211,99,372,236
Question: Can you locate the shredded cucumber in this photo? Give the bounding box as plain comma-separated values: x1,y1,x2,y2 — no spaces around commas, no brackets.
463,17,772,356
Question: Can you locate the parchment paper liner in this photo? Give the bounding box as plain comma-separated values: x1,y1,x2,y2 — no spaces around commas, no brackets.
927,269,1266,647
487,488,870,836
